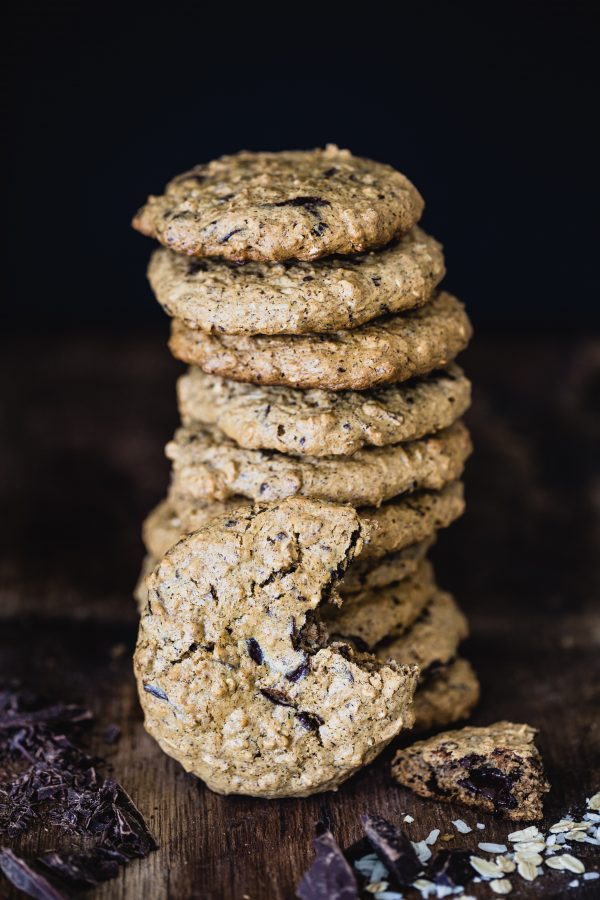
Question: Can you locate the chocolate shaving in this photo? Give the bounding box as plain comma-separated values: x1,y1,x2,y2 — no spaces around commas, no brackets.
296,829,358,900
361,814,421,885
0,688,157,895
431,848,474,887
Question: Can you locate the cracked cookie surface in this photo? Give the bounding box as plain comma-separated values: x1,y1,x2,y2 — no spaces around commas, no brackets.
132,145,424,262
134,499,418,797
170,291,472,391
166,420,471,507
148,227,443,335
392,722,550,820
178,364,471,457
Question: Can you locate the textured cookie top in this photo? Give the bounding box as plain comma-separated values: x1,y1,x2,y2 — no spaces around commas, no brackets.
178,364,471,457
133,145,424,262
143,482,464,563
169,291,473,391
148,227,443,334
135,499,418,797
166,420,472,507
392,721,549,820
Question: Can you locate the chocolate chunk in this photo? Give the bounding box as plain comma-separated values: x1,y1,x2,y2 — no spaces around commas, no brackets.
143,684,168,701
458,764,519,811
297,829,358,900
431,849,473,887
218,228,244,244
247,638,263,665
287,660,310,683
297,711,324,732
103,724,121,745
38,851,119,887
361,814,421,885
259,688,295,708
0,848,65,900
271,196,332,213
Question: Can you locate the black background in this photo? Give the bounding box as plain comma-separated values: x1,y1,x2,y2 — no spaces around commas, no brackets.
3,1,599,334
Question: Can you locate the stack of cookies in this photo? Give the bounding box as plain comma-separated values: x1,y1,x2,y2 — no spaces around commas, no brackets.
132,146,479,796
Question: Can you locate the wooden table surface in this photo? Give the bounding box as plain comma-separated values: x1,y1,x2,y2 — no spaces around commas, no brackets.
1,332,599,899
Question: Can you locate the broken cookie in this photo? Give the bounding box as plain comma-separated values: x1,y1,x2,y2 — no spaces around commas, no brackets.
135,499,418,797
392,722,550,820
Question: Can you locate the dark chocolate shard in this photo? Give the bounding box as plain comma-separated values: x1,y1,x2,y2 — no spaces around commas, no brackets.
296,829,358,900
271,196,331,212
103,724,121,745
38,851,119,887
361,815,421,885
143,684,168,701
260,688,295,708
247,638,264,665
297,711,324,732
457,764,519,812
430,849,473,887
0,848,66,900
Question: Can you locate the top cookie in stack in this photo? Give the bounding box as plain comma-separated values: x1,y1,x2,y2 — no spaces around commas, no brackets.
133,147,477,795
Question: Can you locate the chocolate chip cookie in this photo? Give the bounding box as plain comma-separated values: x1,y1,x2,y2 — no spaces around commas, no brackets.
148,227,444,335
177,364,471,457
166,420,471,507
134,499,418,797
169,291,472,391
132,145,424,262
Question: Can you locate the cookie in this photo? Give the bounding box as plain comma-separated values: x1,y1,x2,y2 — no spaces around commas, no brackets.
134,499,418,797
391,722,550,821
132,145,424,262
338,538,434,594
375,590,468,675
169,291,472,391
145,481,465,563
148,227,444,335
412,658,480,734
324,560,436,650
166,420,471,507
177,364,471,457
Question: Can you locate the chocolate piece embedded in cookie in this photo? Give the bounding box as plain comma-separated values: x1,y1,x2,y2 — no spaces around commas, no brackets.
169,292,473,392
177,364,471,457
392,722,550,820
165,420,472,507
135,499,418,797
133,145,424,262
148,227,444,335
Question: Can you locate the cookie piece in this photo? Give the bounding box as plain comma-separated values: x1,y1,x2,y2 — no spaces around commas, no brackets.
148,227,444,335
376,591,469,674
324,560,436,649
170,292,472,391
145,482,465,563
166,420,471,507
412,658,480,734
134,499,418,797
339,538,434,594
177,364,471,457
392,722,550,820
132,145,424,262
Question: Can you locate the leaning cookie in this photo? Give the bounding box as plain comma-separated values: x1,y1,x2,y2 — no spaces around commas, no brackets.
132,145,424,262
166,420,471,507
412,658,480,734
148,227,444,335
134,499,418,797
144,482,465,563
177,364,471,457
170,292,472,392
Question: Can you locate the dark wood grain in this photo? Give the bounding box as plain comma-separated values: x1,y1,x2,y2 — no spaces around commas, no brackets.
1,333,599,900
